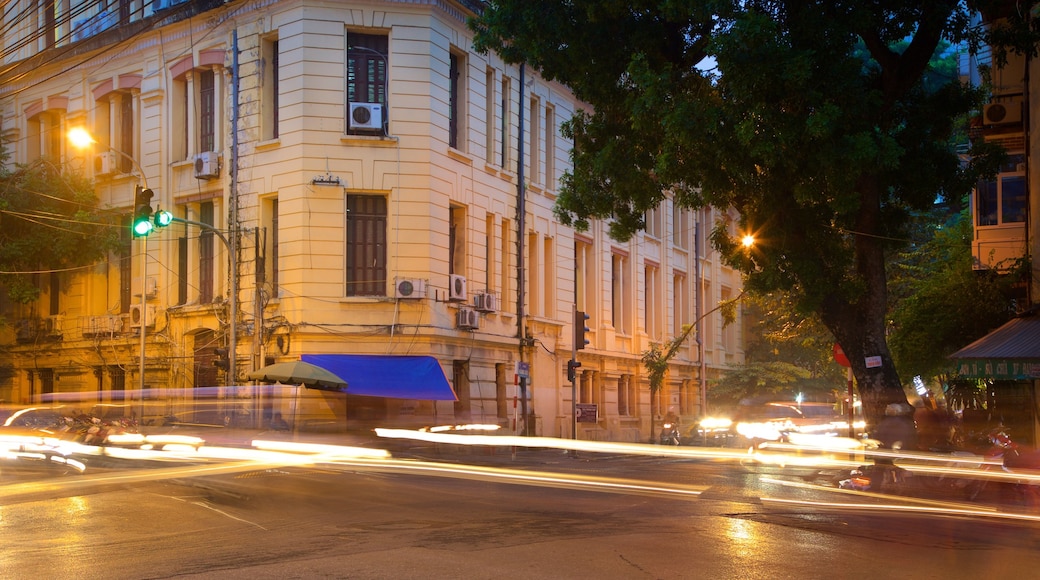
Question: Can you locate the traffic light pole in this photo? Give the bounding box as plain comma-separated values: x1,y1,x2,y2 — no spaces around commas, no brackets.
570,307,589,439
570,316,577,441
139,237,147,390
133,185,154,391
169,216,236,386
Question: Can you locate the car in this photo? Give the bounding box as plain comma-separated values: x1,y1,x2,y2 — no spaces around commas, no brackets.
680,415,736,446
731,401,843,444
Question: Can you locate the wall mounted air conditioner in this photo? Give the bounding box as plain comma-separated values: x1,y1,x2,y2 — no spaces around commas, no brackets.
473,292,498,313
448,274,467,302
44,315,64,337
456,307,480,330
395,277,426,299
84,315,121,337
14,319,36,342
95,152,117,176
129,304,156,328
194,151,220,179
349,102,383,131
983,101,1022,125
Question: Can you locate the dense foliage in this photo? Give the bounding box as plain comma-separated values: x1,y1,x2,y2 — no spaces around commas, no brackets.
0,151,120,305
888,208,1025,383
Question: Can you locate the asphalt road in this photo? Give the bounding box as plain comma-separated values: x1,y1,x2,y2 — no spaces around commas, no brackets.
2,436,1040,579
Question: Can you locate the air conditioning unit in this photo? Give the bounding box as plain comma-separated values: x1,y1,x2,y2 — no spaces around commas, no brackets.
395,277,426,299
456,307,480,330
448,274,467,302
44,315,64,337
983,101,1022,126
95,152,117,176
194,151,220,179
349,102,383,131
14,319,36,343
129,304,156,328
84,315,121,337
473,292,498,313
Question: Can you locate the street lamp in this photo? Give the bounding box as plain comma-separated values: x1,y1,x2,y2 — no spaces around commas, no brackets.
69,127,151,392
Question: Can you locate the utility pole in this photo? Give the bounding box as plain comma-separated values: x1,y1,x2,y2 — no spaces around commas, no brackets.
696,220,706,415
516,62,528,435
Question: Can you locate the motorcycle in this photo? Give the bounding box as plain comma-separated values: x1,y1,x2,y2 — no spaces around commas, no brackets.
983,429,1040,508
658,422,681,446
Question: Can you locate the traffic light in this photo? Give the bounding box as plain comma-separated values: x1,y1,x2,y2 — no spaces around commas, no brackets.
567,360,582,382
574,310,590,350
132,186,154,237
153,208,173,228
214,348,230,372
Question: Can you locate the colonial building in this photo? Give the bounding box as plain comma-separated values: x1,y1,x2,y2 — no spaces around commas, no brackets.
0,0,745,440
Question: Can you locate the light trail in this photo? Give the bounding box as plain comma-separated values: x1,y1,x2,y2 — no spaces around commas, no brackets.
758,476,998,512
760,496,1040,523
374,428,752,460
1,439,703,503
321,456,708,500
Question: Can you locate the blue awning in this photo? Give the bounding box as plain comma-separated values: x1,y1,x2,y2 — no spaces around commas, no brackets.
301,354,457,401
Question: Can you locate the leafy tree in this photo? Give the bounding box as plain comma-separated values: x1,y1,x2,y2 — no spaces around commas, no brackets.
642,290,743,437
887,207,1024,384
0,150,120,305
709,361,815,409
716,291,847,407
471,2,1029,427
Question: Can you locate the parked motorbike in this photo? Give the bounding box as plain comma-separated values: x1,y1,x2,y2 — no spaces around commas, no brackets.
659,422,681,446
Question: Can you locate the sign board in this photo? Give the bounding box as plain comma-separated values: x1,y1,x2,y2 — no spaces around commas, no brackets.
515,361,530,379
576,403,598,423
865,356,882,369
957,360,1040,380
833,343,850,368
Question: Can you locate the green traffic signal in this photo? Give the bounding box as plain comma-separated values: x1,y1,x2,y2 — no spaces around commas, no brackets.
133,219,154,236
132,187,154,238
153,209,173,227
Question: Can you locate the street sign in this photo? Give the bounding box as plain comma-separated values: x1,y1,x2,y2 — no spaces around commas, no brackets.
865,356,882,369
515,361,530,379
833,343,850,368
576,403,597,423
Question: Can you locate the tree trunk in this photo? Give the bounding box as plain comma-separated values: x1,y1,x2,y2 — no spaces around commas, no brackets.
819,178,911,431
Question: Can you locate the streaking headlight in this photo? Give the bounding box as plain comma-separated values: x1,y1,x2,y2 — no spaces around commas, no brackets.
795,423,839,435
699,417,733,430
736,421,784,441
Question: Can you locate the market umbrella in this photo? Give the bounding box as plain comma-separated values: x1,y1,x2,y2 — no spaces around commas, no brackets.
246,360,349,392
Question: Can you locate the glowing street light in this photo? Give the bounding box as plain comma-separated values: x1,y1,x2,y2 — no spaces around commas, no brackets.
742,234,755,248
67,127,95,150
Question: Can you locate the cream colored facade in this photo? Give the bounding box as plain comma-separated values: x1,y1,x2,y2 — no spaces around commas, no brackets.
0,0,744,440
